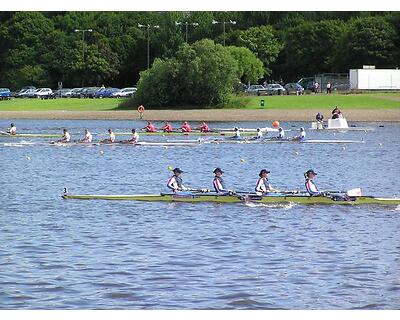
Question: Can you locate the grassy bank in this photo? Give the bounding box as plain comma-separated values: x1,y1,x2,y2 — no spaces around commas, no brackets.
226,93,400,109
0,93,399,111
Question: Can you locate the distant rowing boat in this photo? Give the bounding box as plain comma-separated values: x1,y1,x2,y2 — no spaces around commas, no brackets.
62,192,400,205
0,133,62,138
205,138,364,144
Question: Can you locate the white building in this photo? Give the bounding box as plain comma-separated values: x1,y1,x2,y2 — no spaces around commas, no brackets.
349,68,400,90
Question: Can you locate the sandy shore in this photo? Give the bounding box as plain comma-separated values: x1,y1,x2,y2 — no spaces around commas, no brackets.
0,109,399,121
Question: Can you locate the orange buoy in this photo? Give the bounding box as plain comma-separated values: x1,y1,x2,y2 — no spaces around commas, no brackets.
272,120,280,128
138,105,145,113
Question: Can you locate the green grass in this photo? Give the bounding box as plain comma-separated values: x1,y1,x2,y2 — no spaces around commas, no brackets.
0,98,124,111
0,93,399,111
226,92,400,109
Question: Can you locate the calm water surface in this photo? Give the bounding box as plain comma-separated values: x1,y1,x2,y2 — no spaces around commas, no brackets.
0,119,399,309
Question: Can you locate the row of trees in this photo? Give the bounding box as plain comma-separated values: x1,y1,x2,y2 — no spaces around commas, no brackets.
0,11,399,91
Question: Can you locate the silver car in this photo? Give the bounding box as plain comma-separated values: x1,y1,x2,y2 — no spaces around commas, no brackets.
265,84,286,95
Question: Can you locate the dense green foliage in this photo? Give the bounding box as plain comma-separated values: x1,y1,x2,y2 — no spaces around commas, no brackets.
0,11,398,92
130,40,241,107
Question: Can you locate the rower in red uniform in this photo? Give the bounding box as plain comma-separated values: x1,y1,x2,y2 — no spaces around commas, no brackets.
144,121,157,133
199,122,210,133
161,122,173,133
181,121,192,133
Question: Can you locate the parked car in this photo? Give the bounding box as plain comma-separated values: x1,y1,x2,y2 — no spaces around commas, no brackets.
245,84,268,96
111,87,137,98
265,84,286,95
82,87,101,98
0,88,11,100
33,88,53,98
53,88,73,98
14,86,36,97
70,88,84,98
284,83,304,95
17,88,37,98
95,88,120,98
297,77,315,91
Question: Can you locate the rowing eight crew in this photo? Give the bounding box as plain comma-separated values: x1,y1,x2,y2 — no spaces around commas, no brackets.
167,167,325,196
144,121,210,133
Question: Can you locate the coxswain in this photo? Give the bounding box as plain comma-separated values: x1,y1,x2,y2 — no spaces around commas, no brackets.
199,122,210,133
255,169,279,195
213,167,230,193
101,128,115,143
9,123,17,135
277,127,285,139
293,127,306,141
56,128,70,143
127,128,139,144
161,122,173,133
80,129,92,143
181,121,192,133
167,168,188,192
144,121,157,133
304,169,324,196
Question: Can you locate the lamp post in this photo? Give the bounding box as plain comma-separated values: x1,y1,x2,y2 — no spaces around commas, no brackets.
175,21,199,43
138,23,160,69
74,29,93,87
212,20,236,46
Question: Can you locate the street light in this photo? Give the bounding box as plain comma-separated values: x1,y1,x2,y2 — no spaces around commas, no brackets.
74,29,93,87
175,21,199,43
212,20,236,46
138,23,160,69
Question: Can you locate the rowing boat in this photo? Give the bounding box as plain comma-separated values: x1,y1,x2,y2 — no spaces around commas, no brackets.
62,192,400,205
205,139,364,144
0,133,62,138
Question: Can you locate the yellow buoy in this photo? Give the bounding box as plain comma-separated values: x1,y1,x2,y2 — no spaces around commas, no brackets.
168,166,173,171
100,150,104,155
240,158,246,163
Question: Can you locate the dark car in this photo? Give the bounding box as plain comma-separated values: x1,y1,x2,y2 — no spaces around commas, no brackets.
95,88,120,98
245,84,268,96
284,83,304,95
83,87,101,98
0,88,11,100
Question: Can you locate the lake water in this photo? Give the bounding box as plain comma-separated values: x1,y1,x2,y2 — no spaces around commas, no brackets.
0,119,399,309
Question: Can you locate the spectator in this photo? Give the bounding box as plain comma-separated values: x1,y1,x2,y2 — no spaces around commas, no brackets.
314,81,319,94
326,82,332,94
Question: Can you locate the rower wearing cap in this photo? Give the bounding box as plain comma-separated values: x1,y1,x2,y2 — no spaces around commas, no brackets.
127,129,139,144
56,128,70,143
277,127,285,139
167,168,188,192
162,122,173,133
80,129,92,143
181,121,192,133
293,127,306,141
255,169,279,195
199,122,210,133
213,167,229,193
304,169,323,196
144,121,157,133
9,123,17,135
101,128,115,143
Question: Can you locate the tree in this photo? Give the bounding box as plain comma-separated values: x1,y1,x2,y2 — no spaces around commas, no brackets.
276,20,345,81
334,16,398,70
237,25,283,76
226,46,264,84
126,39,239,108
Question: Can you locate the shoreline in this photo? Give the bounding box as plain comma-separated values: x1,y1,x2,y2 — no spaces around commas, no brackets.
0,108,399,121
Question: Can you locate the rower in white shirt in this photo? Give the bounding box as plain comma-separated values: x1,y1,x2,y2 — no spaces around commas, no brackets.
293,127,306,141
101,128,115,143
9,123,17,135
80,129,92,143
127,129,139,144
56,128,70,143
255,169,279,195
256,128,263,139
231,127,241,139
277,127,285,139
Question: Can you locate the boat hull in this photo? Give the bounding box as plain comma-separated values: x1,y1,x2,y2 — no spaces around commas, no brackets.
62,193,400,205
